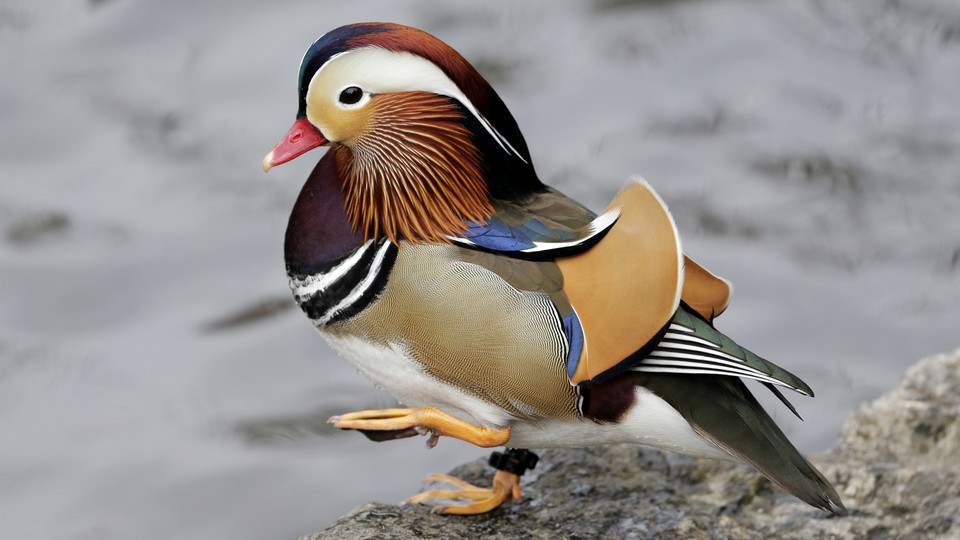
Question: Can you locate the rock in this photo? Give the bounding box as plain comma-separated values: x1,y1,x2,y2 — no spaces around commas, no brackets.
302,350,960,539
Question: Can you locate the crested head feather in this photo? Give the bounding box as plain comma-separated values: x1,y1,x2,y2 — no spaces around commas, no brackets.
298,23,531,163
333,92,493,245
294,22,546,243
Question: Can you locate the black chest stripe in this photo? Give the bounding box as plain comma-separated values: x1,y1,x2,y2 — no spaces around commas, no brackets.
290,238,397,326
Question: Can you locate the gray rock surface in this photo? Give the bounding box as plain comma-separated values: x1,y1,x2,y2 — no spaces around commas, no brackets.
303,350,960,539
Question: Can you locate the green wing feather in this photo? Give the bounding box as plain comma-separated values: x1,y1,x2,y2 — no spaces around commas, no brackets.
642,373,846,515
633,307,814,397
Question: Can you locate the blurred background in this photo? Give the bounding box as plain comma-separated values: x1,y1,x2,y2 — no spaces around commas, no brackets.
1,0,958,538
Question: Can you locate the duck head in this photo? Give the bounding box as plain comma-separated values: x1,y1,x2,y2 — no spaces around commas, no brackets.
263,22,543,244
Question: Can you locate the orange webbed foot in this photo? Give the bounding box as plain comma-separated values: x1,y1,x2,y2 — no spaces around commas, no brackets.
404,471,523,515
329,407,510,448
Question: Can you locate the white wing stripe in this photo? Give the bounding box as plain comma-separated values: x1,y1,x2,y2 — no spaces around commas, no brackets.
647,349,763,374
655,340,743,363
521,208,619,252
661,332,723,350
668,323,693,333
632,365,786,388
641,356,775,381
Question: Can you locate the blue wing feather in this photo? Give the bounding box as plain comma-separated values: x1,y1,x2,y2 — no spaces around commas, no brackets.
462,219,537,251
563,310,585,379
452,210,620,261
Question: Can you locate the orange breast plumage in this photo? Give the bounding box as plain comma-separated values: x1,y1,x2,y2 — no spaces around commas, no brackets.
333,91,493,245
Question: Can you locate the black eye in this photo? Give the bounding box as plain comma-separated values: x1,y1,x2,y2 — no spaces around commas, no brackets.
338,86,364,105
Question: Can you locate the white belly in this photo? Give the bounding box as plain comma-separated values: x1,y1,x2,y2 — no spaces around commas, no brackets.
323,333,733,462
321,333,515,428
509,386,734,461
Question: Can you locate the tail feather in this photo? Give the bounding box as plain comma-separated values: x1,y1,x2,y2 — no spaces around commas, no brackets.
642,373,847,515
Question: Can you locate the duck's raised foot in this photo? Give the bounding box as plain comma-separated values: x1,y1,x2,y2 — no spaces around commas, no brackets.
329,406,511,448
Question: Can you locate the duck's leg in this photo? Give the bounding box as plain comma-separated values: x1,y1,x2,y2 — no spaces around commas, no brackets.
405,449,539,515
329,406,511,448
331,408,538,515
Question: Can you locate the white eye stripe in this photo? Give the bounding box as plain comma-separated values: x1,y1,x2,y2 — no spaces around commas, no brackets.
307,47,526,163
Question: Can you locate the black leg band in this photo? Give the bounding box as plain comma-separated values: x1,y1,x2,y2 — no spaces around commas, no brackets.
488,448,539,476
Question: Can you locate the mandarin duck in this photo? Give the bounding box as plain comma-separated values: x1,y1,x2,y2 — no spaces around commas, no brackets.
262,22,846,516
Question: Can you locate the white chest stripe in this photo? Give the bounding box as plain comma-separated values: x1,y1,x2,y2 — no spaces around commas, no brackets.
291,240,374,299
315,239,394,326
